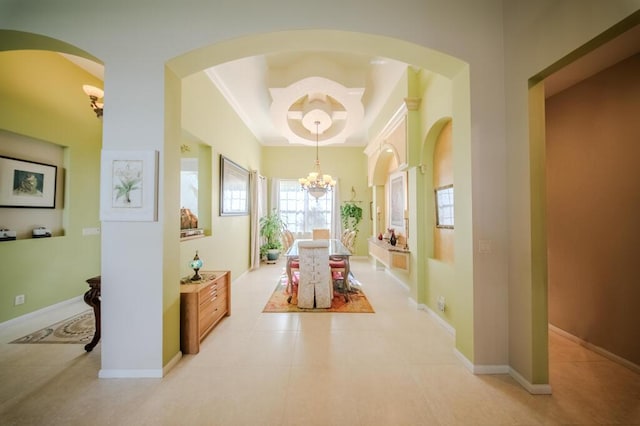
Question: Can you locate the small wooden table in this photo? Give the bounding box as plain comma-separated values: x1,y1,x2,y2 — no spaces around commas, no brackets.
84,276,101,352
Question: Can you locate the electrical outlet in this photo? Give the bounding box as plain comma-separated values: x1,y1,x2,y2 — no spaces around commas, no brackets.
82,227,101,236
14,294,25,305
437,296,446,312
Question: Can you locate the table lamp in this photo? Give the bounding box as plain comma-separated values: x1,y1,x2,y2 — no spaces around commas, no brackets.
190,251,203,281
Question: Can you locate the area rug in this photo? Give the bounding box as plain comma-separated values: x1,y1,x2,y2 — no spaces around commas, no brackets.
10,310,95,344
263,272,374,313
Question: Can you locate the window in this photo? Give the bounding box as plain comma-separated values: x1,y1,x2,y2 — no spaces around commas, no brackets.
278,179,332,234
435,185,454,228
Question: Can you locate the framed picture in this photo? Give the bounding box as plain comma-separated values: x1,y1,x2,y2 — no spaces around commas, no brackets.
435,184,454,228
388,171,406,230
220,155,249,216
100,150,158,221
0,155,57,208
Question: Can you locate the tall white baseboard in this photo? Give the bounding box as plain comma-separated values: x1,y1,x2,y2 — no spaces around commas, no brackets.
508,367,553,395
99,369,163,379
453,349,509,375
418,302,456,337
549,324,640,374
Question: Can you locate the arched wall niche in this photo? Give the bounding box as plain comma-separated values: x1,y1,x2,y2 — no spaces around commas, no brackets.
432,120,454,262
370,144,399,186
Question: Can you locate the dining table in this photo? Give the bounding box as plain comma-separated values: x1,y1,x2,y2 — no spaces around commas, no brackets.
285,238,352,299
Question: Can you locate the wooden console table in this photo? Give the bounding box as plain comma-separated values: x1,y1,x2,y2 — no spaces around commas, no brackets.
180,270,231,354
368,238,410,272
84,275,101,352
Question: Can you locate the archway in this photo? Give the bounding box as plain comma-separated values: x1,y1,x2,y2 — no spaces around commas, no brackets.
165,30,477,366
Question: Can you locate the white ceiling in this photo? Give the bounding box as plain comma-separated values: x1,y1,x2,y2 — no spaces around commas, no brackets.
204,51,408,147
64,23,639,146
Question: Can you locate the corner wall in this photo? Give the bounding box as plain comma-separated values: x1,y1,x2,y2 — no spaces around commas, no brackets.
546,53,640,366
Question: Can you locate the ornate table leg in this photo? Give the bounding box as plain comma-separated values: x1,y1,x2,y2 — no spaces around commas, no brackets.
83,276,101,352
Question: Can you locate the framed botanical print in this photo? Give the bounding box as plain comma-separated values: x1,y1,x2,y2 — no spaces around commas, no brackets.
100,150,159,221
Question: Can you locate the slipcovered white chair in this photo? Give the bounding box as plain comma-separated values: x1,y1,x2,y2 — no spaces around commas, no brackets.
297,240,332,309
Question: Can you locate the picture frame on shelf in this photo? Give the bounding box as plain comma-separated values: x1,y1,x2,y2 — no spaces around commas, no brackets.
0,155,57,208
219,155,249,216
100,150,159,222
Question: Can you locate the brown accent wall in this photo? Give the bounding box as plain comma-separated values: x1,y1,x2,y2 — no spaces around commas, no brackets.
546,53,640,365
433,120,454,262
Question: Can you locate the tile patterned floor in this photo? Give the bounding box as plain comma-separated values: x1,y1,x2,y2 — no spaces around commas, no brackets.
1,258,638,425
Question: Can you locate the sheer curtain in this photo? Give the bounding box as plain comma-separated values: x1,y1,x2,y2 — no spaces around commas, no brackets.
269,177,280,213
249,171,266,270
331,180,341,238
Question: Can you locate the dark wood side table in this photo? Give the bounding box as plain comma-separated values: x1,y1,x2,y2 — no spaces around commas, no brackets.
84,276,101,352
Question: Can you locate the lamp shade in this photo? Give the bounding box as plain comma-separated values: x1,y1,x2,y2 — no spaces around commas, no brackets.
82,84,104,99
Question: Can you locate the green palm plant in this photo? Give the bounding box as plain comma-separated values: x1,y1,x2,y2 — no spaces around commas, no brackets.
259,210,286,258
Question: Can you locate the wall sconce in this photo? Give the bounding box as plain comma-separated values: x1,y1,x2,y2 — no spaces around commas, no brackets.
82,84,104,118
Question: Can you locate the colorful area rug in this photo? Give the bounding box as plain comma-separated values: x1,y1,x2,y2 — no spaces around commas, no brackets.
11,310,95,344
263,273,374,313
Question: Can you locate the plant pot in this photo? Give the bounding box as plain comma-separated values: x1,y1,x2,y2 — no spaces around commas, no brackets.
266,249,280,262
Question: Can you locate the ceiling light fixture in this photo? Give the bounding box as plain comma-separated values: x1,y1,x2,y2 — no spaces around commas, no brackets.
298,121,336,199
82,84,104,118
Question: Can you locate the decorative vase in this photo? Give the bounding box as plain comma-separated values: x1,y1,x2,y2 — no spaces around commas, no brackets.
377,233,383,240
190,251,203,281
390,231,397,246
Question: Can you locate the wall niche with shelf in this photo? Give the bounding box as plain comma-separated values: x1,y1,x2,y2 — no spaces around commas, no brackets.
0,130,65,241
180,140,212,241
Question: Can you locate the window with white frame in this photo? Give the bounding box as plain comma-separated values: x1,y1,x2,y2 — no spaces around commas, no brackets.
435,185,454,228
278,179,332,234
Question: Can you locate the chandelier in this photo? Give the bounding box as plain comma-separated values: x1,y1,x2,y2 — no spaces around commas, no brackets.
82,84,104,118
298,121,336,199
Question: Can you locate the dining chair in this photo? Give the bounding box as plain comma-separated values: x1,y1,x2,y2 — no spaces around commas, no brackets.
312,228,331,240
297,240,332,308
281,229,295,252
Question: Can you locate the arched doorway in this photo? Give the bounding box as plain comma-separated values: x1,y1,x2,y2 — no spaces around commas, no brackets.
165,30,477,368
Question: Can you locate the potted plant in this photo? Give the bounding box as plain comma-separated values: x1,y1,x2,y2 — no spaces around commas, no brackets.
340,201,363,243
259,210,286,262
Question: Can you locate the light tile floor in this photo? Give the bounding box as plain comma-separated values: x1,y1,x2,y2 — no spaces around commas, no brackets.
1,258,638,425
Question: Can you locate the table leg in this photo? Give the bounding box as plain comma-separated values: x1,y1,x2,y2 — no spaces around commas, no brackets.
83,277,101,352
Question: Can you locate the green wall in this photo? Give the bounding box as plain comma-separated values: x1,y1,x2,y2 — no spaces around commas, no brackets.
178,71,262,280
0,50,102,323
261,145,371,255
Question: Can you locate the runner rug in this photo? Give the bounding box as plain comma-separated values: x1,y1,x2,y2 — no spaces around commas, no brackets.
10,310,95,344
263,272,374,313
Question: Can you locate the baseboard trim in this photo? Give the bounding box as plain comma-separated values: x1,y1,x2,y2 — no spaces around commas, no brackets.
384,269,410,291
454,348,474,372
163,351,182,376
0,295,84,328
453,350,509,374
549,324,640,374
419,303,456,337
508,367,553,395
454,349,552,394
99,368,163,379
474,364,510,374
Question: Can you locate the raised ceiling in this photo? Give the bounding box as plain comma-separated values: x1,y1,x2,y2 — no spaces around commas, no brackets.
205,51,407,147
